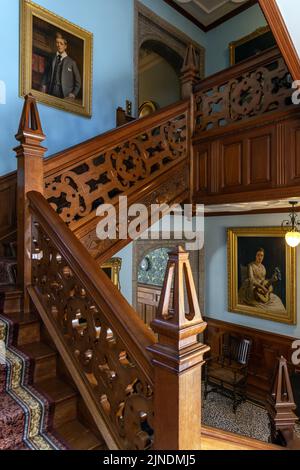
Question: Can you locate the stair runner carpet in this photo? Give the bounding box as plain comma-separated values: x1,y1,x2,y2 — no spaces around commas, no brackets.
0,312,66,450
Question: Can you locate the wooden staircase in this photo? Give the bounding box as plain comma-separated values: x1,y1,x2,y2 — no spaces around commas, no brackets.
0,291,106,450
1,45,294,450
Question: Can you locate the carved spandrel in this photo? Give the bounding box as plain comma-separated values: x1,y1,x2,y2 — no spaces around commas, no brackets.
44,113,188,227
80,163,189,261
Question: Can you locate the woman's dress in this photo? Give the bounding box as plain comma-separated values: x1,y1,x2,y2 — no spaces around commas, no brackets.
238,262,285,312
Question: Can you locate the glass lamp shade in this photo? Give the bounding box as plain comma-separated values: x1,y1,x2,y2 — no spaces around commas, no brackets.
285,230,300,247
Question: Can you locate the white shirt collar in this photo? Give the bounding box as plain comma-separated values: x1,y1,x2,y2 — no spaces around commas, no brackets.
56,51,68,59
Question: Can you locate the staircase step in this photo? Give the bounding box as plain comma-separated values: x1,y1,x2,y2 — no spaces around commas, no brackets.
36,377,77,428
56,420,103,450
0,288,22,315
5,312,40,345
18,342,57,383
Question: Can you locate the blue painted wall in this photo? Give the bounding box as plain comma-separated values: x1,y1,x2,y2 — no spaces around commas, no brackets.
205,213,300,338
276,0,300,60
206,4,267,76
115,244,133,305
0,0,136,176
0,0,206,177
140,0,207,46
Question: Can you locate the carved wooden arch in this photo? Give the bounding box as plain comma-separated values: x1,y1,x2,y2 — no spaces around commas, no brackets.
134,0,205,112
140,39,183,75
259,0,300,80
132,236,205,314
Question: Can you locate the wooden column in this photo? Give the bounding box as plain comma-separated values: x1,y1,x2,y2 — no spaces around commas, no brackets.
14,94,46,313
267,356,300,449
180,44,200,100
147,246,209,450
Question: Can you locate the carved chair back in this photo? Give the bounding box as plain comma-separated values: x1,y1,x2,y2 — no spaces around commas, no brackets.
221,333,251,366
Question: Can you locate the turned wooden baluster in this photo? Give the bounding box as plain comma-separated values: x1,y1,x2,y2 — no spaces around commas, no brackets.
180,44,200,100
147,246,209,450
14,94,46,313
267,356,300,449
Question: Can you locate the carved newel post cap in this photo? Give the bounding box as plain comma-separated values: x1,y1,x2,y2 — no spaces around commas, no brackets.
180,45,200,99
180,44,200,79
15,94,46,145
267,355,298,444
147,245,209,373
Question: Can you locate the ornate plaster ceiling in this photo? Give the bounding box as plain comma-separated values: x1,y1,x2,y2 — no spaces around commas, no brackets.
205,198,300,214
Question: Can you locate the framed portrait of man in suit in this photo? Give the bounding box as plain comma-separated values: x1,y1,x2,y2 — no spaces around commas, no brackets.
20,0,93,117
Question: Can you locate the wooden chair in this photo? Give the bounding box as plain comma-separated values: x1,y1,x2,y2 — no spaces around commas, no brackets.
204,333,252,412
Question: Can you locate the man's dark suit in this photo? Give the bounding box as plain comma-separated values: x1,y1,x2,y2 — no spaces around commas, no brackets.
42,55,81,98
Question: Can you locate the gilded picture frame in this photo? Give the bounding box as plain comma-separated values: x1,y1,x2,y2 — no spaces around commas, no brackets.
101,258,122,291
229,26,276,66
228,227,296,325
20,0,93,117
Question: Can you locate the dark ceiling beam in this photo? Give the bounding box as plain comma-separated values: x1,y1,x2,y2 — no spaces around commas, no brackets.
163,0,208,32
163,0,258,33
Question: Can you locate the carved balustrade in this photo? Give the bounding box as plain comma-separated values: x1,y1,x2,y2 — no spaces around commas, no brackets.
194,47,292,134
28,190,155,450
44,103,190,229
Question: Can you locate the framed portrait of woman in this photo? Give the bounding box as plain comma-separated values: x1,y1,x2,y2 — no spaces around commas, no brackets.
228,227,296,324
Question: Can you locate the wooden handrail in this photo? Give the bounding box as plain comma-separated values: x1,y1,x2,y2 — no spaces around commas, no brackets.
28,190,155,382
44,99,190,175
201,426,283,451
42,97,191,258
28,189,156,449
194,46,282,93
193,46,291,135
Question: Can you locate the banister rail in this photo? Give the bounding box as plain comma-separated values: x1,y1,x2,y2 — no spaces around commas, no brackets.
201,426,283,451
28,190,155,381
193,46,292,135
194,47,282,94
28,190,155,449
40,98,191,264
43,99,191,233
44,99,190,175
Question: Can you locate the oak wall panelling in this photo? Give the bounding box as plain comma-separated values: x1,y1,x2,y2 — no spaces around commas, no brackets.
193,109,300,205
204,317,297,403
285,118,300,186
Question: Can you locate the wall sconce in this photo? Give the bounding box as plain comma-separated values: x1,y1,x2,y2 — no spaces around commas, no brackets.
282,201,300,247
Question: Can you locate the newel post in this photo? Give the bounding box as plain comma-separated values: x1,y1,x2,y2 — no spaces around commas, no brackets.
14,94,47,313
267,356,299,448
180,44,200,100
147,246,210,450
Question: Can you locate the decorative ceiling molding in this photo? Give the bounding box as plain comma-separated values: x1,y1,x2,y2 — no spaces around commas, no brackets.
205,197,300,216
163,0,258,32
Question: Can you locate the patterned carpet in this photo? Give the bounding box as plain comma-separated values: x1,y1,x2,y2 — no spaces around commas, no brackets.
202,387,300,443
0,314,66,450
